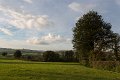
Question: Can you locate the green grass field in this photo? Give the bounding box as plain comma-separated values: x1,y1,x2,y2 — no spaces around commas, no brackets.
0,59,120,80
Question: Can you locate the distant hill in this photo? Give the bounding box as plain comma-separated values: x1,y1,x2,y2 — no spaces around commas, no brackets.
0,48,44,54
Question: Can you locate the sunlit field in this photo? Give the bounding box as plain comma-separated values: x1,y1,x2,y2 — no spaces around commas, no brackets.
0,59,120,80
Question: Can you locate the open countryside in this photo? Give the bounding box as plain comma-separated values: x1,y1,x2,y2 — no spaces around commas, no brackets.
0,0,120,80
0,59,120,80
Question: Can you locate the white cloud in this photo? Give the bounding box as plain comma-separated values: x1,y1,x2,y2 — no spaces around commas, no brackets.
68,2,96,12
0,38,72,50
0,5,53,30
23,0,33,4
0,39,29,49
0,28,13,36
26,33,69,45
68,2,81,12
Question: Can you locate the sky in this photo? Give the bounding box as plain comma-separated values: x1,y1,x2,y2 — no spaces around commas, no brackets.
0,0,120,50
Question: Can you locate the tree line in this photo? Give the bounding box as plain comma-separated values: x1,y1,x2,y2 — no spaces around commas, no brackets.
1,50,78,62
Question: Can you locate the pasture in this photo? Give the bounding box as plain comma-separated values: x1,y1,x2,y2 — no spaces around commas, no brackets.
0,59,120,80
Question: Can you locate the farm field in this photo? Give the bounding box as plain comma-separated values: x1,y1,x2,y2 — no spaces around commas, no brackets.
0,59,120,80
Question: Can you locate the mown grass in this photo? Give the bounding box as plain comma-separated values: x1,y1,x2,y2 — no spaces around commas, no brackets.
0,59,120,80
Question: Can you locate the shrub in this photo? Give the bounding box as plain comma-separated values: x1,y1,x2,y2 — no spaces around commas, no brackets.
64,50,74,62
92,61,119,71
1,52,8,56
43,51,60,62
14,50,22,58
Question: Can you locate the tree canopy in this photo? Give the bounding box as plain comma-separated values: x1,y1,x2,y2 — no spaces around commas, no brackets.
14,50,22,58
72,11,115,66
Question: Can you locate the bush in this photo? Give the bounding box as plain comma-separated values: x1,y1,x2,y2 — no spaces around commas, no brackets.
64,50,74,62
92,61,119,71
26,55,43,61
43,51,60,62
58,50,78,62
14,50,22,58
1,52,7,56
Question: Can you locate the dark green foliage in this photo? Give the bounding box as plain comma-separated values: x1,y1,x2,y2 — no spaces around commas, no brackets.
21,55,43,61
14,50,22,58
43,51,60,62
64,50,74,62
93,52,115,61
1,52,7,56
110,33,120,61
72,11,113,66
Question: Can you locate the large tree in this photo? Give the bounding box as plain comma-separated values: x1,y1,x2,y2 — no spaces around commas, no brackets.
72,11,112,65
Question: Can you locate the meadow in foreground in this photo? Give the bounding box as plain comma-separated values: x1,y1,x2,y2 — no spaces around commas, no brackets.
0,59,120,80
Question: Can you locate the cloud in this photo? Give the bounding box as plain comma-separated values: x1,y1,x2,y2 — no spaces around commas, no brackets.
26,33,69,45
0,38,30,49
27,37,49,45
0,38,72,50
23,0,33,4
0,5,54,30
0,28,13,36
68,2,96,12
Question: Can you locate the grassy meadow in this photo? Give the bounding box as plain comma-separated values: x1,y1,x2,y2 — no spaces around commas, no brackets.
0,59,120,80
